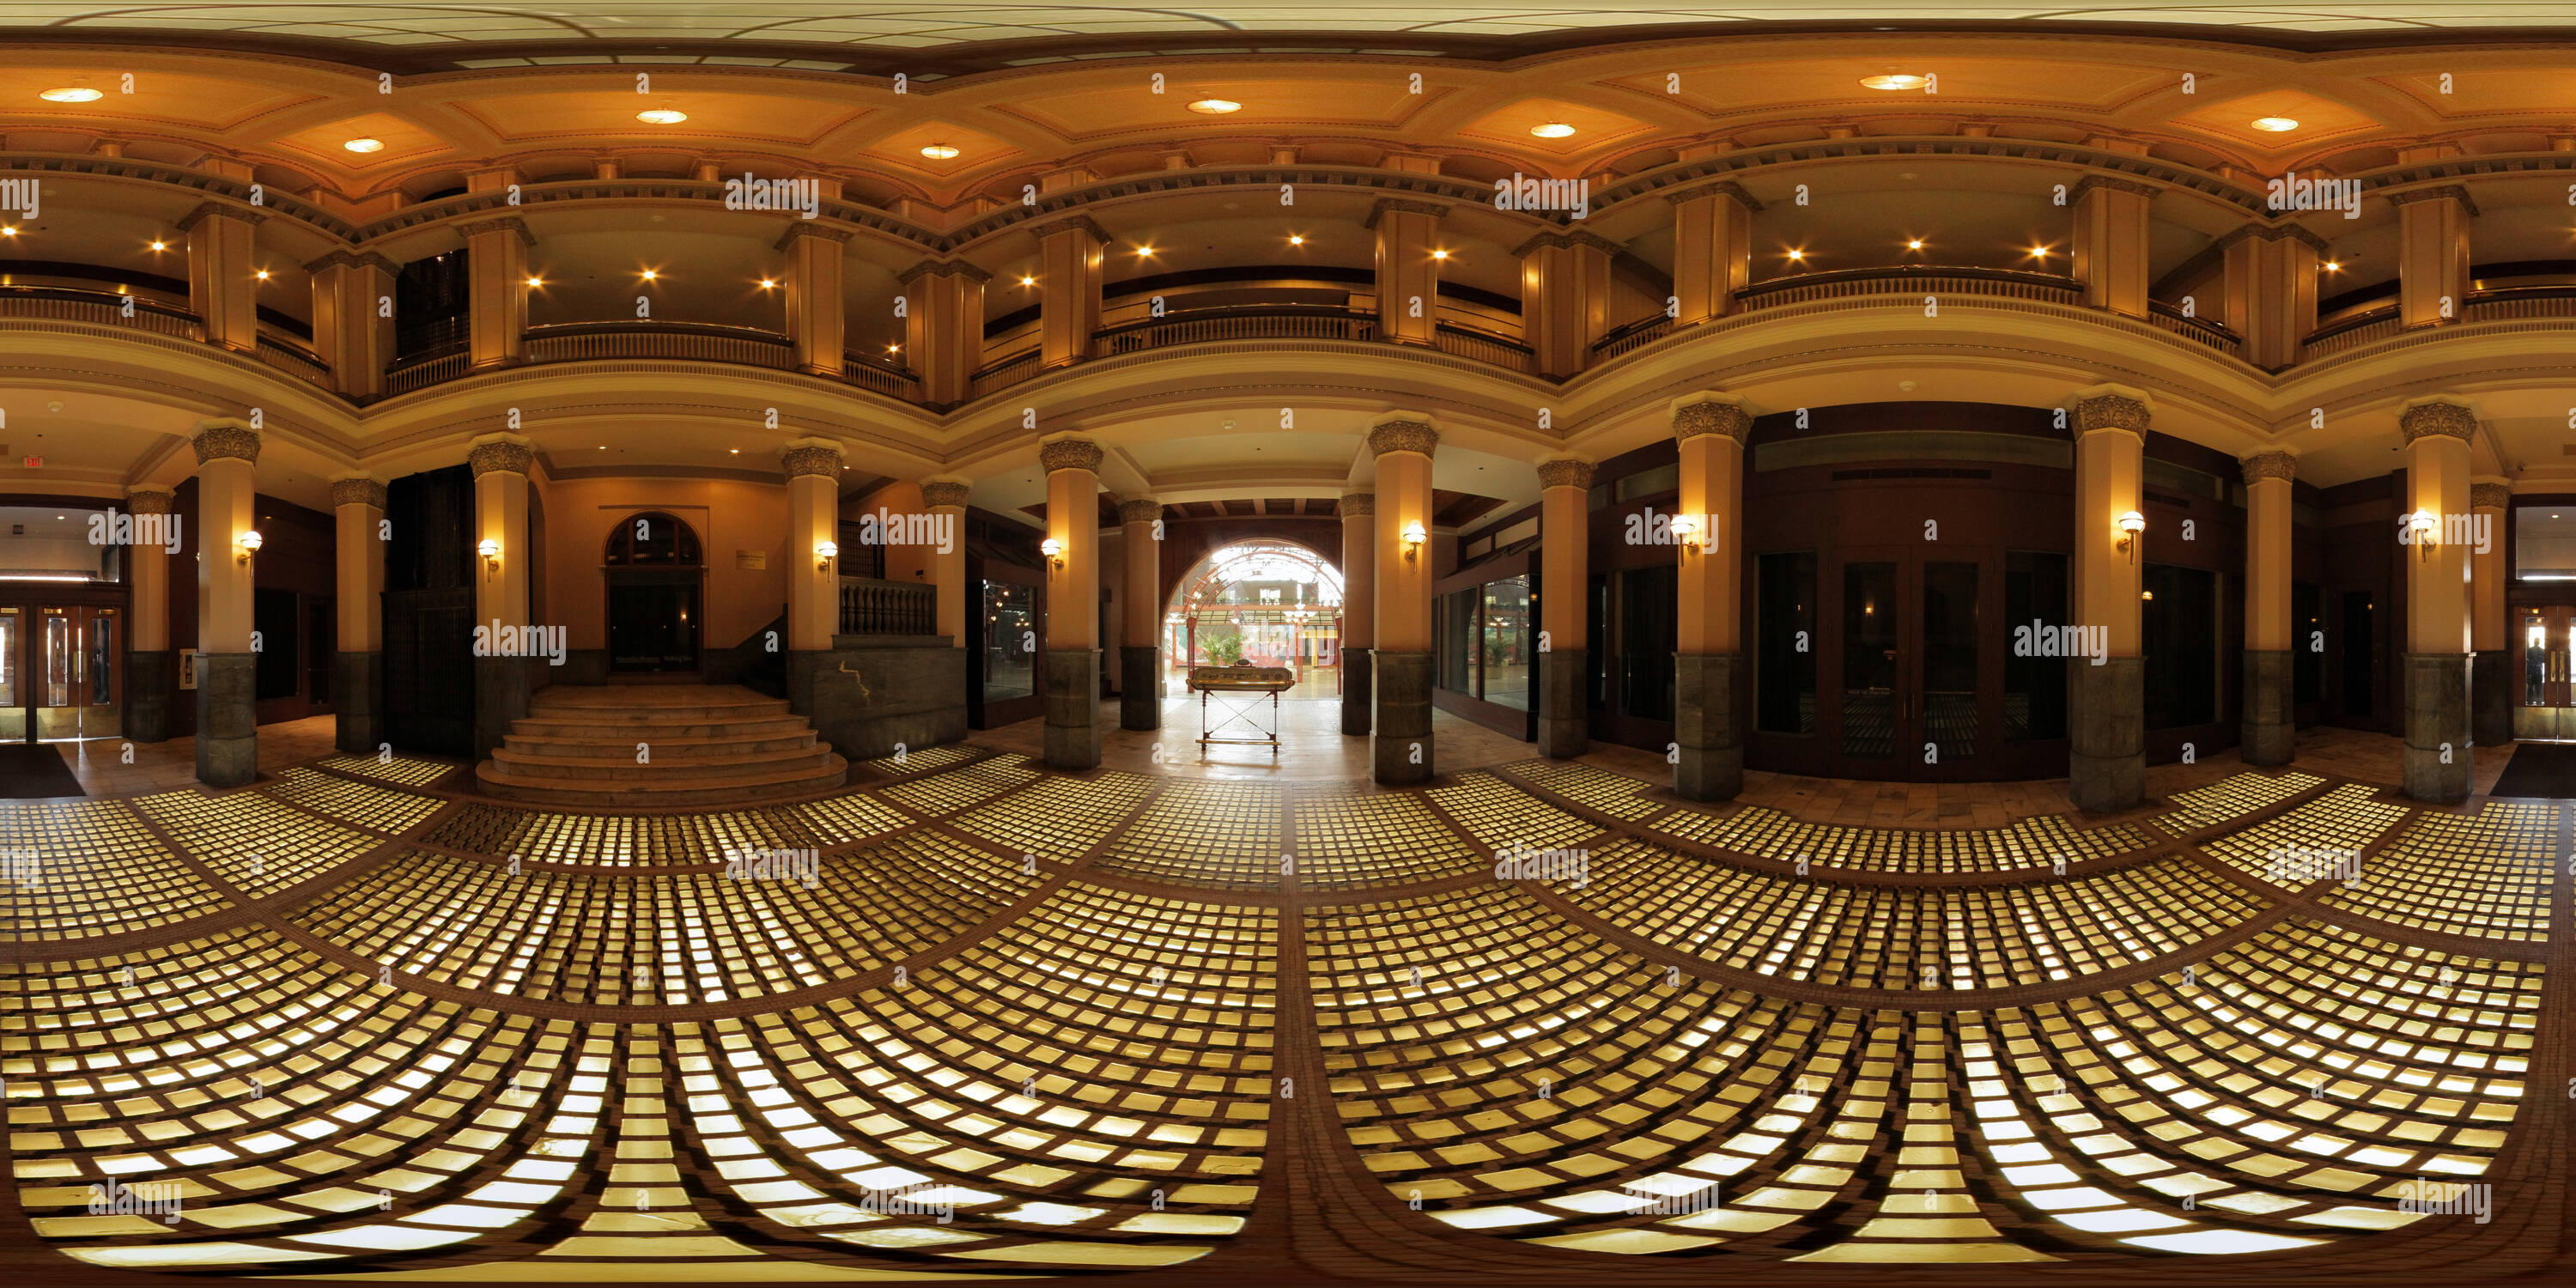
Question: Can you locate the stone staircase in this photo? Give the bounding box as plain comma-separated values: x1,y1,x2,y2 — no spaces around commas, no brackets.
474,683,848,807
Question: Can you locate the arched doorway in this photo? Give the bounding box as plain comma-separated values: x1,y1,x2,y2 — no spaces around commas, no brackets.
1166,541,1343,699
605,511,702,674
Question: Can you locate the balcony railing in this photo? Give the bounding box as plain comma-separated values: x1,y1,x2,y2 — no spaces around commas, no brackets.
1101,303,1376,355
0,284,201,340
386,344,470,394
525,320,793,368
1432,322,1534,372
970,348,1042,399
838,359,920,399
1740,266,2084,311
839,575,937,638
1591,313,1674,361
255,331,332,386
2146,300,2243,355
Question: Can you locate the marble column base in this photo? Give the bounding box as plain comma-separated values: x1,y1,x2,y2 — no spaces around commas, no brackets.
472,656,532,760
2403,651,2470,803
2240,648,2293,768
1043,648,1102,770
2069,655,2144,812
336,650,384,755
127,649,173,744
1341,647,1373,736
2470,649,2512,750
1674,653,1741,801
1537,647,1588,759
1371,650,1433,785
194,652,258,787
1120,646,1159,732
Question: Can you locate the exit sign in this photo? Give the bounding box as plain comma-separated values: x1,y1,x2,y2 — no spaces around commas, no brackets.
20,456,38,468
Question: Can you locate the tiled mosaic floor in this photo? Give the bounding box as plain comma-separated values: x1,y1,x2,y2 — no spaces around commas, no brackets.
2,750,2561,1285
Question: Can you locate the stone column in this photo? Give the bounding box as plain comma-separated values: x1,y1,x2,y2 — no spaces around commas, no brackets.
783,440,843,651
1516,231,1616,380
177,203,264,352
1369,199,1449,347
1674,394,1750,800
2470,479,2513,749
2069,387,2149,812
463,216,533,368
1118,498,1162,732
124,488,175,743
2070,177,2154,319
2402,397,2476,802
1041,439,1103,769
2219,226,2324,370
1033,216,1108,368
1536,458,1593,757
306,250,397,400
331,475,387,755
900,258,989,404
191,420,260,786
2240,452,2296,765
1670,181,1757,325
1370,417,1438,783
2391,186,2474,329
923,478,970,650
469,433,535,758
780,224,854,378
1340,494,1376,737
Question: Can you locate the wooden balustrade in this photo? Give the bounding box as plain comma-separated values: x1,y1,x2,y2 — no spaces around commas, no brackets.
839,575,938,638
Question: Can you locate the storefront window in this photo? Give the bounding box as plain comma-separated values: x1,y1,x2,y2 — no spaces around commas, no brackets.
1757,553,1816,734
2003,550,2068,741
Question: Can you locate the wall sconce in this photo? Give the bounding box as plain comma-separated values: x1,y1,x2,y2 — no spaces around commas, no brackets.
1041,537,1065,570
1669,513,1701,555
2115,510,2145,563
2409,508,2439,561
477,537,501,580
815,539,838,572
235,530,263,565
1401,521,1427,564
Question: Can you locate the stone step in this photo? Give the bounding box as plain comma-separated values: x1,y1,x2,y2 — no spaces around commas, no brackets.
507,714,816,742
489,743,836,781
526,696,792,722
501,729,820,761
475,754,849,807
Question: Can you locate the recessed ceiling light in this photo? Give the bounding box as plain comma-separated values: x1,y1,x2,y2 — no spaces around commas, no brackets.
1188,99,1242,114
1786,249,1804,261
1018,275,1034,286
1431,248,1449,260
1288,234,1304,246
1906,239,1923,250
636,108,687,125
2030,246,2050,258
729,448,739,454
525,276,543,287
149,239,166,251
41,88,102,103
920,143,959,160
1861,74,1928,91
1,227,15,238
1135,246,1154,257
757,278,775,289
641,269,657,281
343,137,383,154
2323,260,2341,271
1530,122,1576,138
2251,117,2300,132
255,269,270,279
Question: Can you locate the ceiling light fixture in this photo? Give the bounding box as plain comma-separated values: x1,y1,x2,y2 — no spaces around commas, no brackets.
757,278,775,289
0,227,15,238
343,137,383,153
1786,249,1804,261
2251,117,2300,132
526,276,544,287
1188,99,1242,115
149,239,167,251
1906,239,1923,250
1018,275,1035,285
641,269,657,281
1861,74,1928,91
920,143,959,160
1530,122,1576,138
636,108,687,125
255,269,270,280
1136,246,1155,256
1288,234,1304,246
2323,260,2342,271
1431,248,1449,260
41,87,103,103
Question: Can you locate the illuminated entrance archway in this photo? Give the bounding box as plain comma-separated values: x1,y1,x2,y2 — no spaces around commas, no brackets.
1165,542,1344,698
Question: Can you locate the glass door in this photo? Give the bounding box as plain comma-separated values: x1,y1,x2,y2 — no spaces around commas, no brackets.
2515,607,2575,741
0,607,21,741
28,606,119,742
1827,550,1994,774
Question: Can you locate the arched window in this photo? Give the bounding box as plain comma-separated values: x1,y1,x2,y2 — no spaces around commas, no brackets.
605,512,701,566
